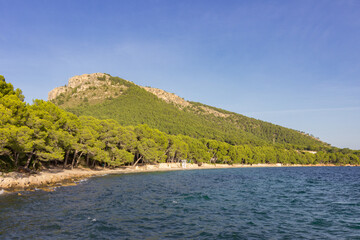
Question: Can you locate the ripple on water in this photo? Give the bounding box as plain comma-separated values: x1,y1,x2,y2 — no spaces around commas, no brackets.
0,167,360,239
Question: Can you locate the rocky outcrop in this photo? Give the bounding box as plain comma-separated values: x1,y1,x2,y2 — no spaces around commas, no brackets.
142,87,229,117
142,87,191,109
48,86,67,101
48,73,110,101
67,73,110,89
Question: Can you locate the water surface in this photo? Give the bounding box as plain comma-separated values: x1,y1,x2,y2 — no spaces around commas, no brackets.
1,167,360,239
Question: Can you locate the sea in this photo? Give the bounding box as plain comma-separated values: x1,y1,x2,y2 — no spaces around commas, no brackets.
1,167,359,239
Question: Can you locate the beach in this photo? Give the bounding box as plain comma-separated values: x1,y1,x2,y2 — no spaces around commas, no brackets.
0,163,342,193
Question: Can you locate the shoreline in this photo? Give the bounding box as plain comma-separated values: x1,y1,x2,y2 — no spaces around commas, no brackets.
0,163,357,194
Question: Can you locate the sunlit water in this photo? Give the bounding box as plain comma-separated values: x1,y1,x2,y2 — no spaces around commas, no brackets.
1,167,360,239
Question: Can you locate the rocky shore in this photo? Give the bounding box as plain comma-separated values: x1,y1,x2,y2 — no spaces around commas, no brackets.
0,163,344,194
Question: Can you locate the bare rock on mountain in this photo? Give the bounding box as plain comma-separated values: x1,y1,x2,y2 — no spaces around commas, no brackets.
142,86,229,117
48,73,110,101
67,73,110,89
48,86,67,101
142,87,191,109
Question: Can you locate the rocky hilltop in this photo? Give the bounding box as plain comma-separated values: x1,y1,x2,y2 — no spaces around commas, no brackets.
48,73,111,101
48,73,131,107
49,73,193,108
48,73,229,118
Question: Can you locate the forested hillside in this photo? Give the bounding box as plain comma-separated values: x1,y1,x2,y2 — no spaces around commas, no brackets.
1,75,359,171
51,73,328,150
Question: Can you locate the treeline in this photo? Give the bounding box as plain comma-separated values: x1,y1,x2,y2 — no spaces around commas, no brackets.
61,74,327,150
1,76,359,171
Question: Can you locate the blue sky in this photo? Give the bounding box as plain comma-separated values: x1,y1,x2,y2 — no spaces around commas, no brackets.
1,0,359,149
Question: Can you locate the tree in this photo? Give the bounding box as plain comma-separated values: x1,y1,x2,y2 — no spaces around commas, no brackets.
166,136,189,162
7,125,34,167
180,135,210,164
0,75,24,101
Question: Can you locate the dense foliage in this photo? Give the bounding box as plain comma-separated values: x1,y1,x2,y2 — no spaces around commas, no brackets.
1,76,359,171
63,75,328,150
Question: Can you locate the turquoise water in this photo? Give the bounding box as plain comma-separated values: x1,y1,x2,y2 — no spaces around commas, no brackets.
1,167,360,239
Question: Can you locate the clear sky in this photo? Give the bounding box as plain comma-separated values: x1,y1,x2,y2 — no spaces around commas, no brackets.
1,0,359,149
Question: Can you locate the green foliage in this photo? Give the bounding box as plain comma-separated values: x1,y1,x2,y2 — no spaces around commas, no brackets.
67,84,261,146
109,76,133,87
0,75,359,172
71,87,78,94
0,75,25,101
97,76,106,81
65,76,327,151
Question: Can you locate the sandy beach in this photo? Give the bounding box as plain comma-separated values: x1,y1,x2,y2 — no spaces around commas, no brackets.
0,163,343,193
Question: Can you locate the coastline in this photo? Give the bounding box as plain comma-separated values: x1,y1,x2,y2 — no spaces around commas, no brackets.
0,163,355,194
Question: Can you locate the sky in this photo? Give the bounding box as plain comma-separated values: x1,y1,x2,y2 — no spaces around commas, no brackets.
1,0,359,149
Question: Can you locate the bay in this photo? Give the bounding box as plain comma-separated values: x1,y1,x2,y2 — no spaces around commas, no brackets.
1,167,360,239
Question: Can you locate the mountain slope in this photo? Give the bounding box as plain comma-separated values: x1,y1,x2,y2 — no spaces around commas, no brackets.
49,73,329,150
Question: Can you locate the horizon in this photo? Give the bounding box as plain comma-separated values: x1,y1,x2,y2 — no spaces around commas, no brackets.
1,0,359,150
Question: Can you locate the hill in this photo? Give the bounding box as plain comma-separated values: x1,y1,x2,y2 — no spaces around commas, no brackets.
1,74,359,172
49,73,328,151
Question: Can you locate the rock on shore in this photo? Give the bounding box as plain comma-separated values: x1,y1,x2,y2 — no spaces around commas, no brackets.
1,163,305,193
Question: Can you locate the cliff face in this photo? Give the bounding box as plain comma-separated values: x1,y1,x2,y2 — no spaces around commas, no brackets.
48,86,67,101
48,73,110,101
67,73,110,89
